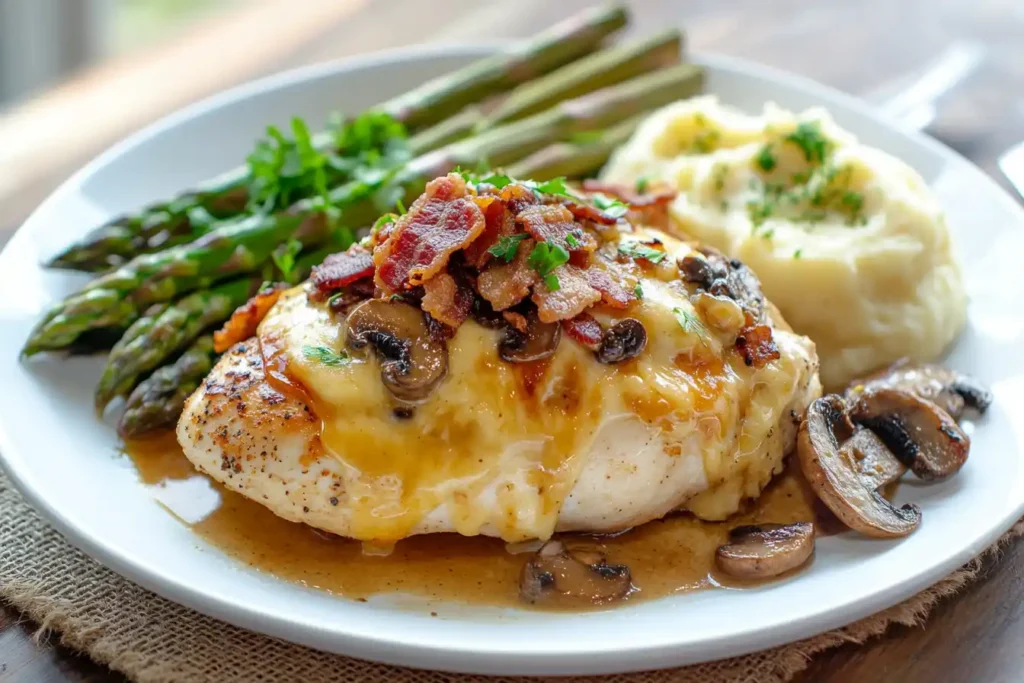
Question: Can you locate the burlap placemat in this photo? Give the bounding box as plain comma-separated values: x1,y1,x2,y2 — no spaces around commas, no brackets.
1,470,1020,683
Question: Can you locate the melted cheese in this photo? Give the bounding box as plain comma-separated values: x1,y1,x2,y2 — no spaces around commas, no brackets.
254,229,818,542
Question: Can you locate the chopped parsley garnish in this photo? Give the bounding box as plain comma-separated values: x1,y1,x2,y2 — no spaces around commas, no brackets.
841,190,864,214
633,283,644,300
527,242,570,291
488,233,529,262
247,117,331,212
372,213,396,233
785,121,830,164
477,172,512,189
566,232,580,248
635,176,650,194
691,129,720,153
531,176,576,199
618,241,667,264
673,307,708,339
591,193,629,218
712,164,729,193
271,239,302,282
756,144,777,172
760,227,775,240
793,248,803,259
747,200,774,228
302,345,351,367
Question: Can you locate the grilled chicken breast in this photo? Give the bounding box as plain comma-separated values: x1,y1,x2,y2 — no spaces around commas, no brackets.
178,226,820,543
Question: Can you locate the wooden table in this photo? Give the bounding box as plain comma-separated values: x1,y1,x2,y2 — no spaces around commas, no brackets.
1,1,1022,681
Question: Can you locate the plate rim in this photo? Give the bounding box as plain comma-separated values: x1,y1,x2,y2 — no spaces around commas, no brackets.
2,43,1023,676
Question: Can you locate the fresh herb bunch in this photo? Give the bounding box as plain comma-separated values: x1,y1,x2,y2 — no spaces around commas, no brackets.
246,112,410,214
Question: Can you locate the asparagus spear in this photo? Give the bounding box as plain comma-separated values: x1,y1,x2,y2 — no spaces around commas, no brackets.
94,278,257,410
45,4,628,272
117,335,216,438
482,29,682,128
24,63,703,355
505,116,644,180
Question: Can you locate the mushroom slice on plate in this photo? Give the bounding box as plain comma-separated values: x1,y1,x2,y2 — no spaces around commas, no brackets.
798,395,922,538
845,427,907,491
846,359,992,420
715,522,815,580
499,310,561,363
346,299,448,403
519,540,632,606
849,388,970,481
596,318,647,364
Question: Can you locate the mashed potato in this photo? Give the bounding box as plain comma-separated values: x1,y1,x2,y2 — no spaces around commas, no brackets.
601,96,966,389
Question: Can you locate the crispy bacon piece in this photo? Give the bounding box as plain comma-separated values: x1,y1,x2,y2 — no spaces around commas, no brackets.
326,279,375,314
213,283,286,353
586,255,639,309
561,312,603,350
564,200,620,226
374,174,485,292
517,204,597,253
735,324,780,368
501,183,539,215
421,272,473,328
532,265,601,323
582,179,677,207
477,238,539,310
502,311,529,333
309,245,374,296
463,195,514,268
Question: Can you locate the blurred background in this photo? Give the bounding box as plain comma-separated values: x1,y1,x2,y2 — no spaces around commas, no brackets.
1,0,1022,238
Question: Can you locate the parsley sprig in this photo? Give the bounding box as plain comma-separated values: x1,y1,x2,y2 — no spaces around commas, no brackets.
487,233,529,262
271,239,303,283
618,241,667,264
591,193,629,218
302,345,351,367
673,307,708,339
528,242,570,291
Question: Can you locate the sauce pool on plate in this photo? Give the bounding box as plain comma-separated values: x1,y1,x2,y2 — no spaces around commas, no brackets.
124,432,830,609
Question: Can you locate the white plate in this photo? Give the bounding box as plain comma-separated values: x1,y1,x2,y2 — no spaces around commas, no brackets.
1,45,1023,676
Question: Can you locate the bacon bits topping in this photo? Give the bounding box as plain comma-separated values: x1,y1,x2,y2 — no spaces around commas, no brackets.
374,174,485,292
517,205,597,253
303,172,784,402
585,263,638,309
500,182,539,215
477,238,539,310
421,272,473,328
310,245,374,296
561,313,603,351
214,283,287,353
735,324,780,368
463,196,514,267
532,265,601,323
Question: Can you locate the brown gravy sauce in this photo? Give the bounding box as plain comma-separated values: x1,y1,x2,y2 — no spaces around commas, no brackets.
125,432,837,608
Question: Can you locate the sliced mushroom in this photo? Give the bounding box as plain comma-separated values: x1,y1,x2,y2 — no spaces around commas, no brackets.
844,427,907,491
715,522,815,580
519,540,632,606
346,299,448,403
499,310,561,363
677,247,765,323
849,388,970,481
846,360,992,420
596,318,647,364
797,395,922,538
